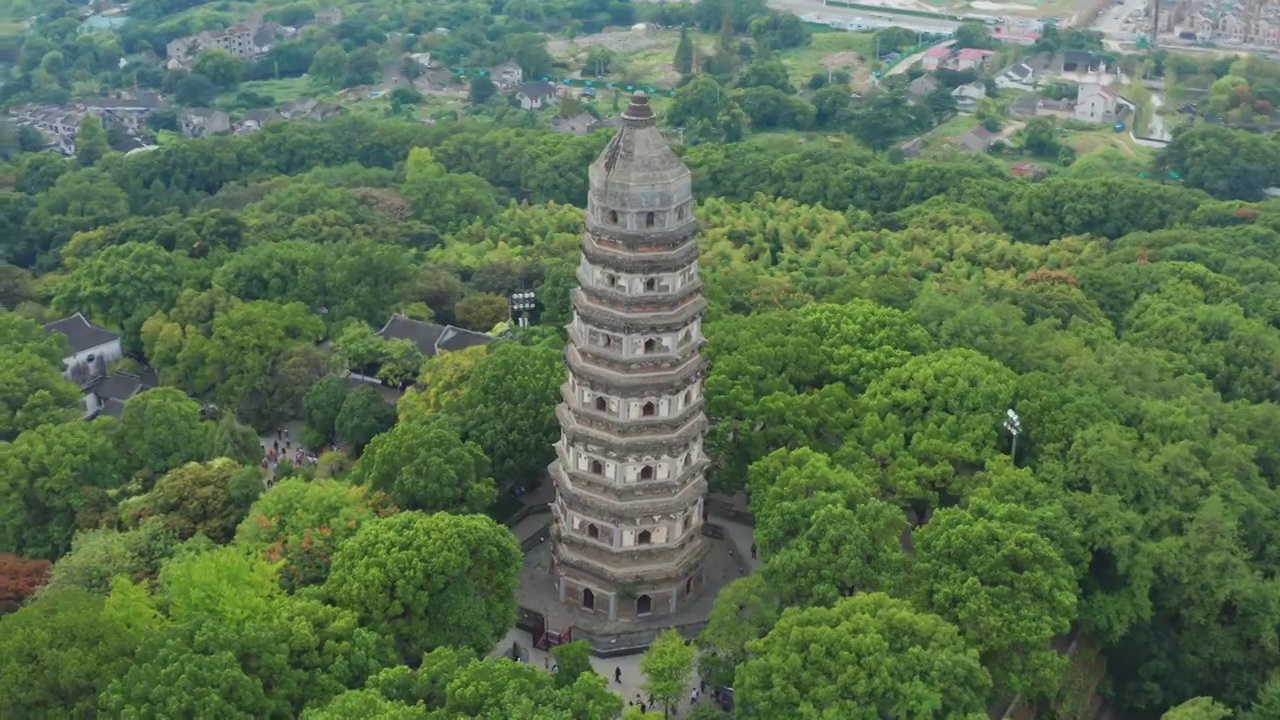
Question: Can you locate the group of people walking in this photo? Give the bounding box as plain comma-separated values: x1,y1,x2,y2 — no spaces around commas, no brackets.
259,427,319,487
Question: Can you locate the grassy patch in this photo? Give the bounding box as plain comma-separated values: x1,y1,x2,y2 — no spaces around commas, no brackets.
238,77,323,102
778,31,878,89
1062,146,1149,180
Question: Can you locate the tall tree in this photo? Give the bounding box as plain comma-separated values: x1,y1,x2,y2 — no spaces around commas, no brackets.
50,242,187,331
351,419,496,514
39,519,178,596
325,512,522,662
0,553,51,614
235,477,387,591
454,293,510,332
0,586,153,715
735,593,990,719
396,344,488,422
0,347,81,441
469,74,496,105
303,375,349,447
0,418,125,559
674,25,695,75
103,546,394,716
119,388,210,481
641,629,697,716
453,341,564,490
121,458,262,544
309,44,349,87
334,385,396,454
192,49,244,88
911,508,1079,699
550,640,595,689
74,115,110,167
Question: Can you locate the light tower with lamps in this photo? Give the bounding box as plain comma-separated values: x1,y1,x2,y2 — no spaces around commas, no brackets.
1004,408,1022,463
509,290,537,328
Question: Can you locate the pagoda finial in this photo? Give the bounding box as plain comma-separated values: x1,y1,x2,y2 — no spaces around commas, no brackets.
621,91,655,126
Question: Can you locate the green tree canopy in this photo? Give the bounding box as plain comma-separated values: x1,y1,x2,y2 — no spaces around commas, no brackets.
735,593,991,720
235,477,387,591
324,512,522,662
352,419,496,515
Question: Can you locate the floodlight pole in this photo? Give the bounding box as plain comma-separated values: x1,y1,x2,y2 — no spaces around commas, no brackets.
509,290,537,328
1004,408,1023,465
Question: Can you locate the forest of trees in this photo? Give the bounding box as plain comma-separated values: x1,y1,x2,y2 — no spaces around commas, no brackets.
4,105,1280,719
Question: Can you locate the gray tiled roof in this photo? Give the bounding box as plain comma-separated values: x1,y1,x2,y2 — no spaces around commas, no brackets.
436,325,495,353
44,312,119,354
377,314,446,356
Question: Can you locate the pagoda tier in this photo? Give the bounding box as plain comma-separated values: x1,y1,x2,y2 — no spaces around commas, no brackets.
550,93,710,624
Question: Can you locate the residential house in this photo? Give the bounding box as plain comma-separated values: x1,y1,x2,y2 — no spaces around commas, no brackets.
413,69,455,93
1061,50,1101,74
922,44,953,71
955,127,995,153
997,62,1039,91
405,52,433,73
1252,18,1279,46
374,315,493,357
955,48,997,71
491,61,524,90
84,373,151,419
951,82,987,112
81,92,166,135
26,108,83,154
234,108,282,134
178,108,231,137
1075,84,1121,123
314,8,343,26
165,36,199,69
200,24,257,60
1037,97,1076,119
1010,161,1046,179
906,74,940,104
516,81,558,111
44,312,122,392
111,134,149,152
898,136,925,158
252,22,292,53
166,22,260,69
552,112,601,135
991,26,1041,45
279,99,345,121
1218,12,1246,42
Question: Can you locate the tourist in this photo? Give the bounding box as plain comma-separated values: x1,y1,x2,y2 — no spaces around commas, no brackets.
614,667,622,683
750,543,757,559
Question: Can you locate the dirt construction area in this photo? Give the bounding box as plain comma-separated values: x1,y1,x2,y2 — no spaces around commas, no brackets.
546,29,669,57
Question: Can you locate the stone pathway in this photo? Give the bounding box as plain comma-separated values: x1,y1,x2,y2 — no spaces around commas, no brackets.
490,625,714,717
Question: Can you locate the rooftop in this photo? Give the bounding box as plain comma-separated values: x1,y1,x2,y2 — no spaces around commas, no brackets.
519,81,558,99
377,314,445,356
88,372,148,402
375,314,494,357
924,45,952,58
956,48,996,60
44,312,119,354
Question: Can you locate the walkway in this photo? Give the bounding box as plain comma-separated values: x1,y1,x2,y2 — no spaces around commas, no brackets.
886,39,955,77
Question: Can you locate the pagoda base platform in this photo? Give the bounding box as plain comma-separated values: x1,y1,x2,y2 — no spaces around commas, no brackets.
514,514,752,657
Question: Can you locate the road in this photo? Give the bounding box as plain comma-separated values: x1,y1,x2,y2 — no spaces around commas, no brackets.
1091,0,1145,36
634,0,966,34
1146,92,1169,140
763,0,964,34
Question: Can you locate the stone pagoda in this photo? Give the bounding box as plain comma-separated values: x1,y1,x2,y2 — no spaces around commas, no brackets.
549,92,710,626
